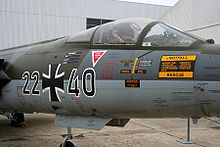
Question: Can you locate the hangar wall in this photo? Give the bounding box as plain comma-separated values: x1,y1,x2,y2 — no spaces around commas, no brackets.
0,0,170,49
160,0,220,43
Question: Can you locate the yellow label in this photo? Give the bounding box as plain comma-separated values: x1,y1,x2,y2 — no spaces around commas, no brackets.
159,72,194,78
160,61,194,72
125,79,140,83
125,79,140,87
135,69,146,74
120,69,131,74
161,55,197,61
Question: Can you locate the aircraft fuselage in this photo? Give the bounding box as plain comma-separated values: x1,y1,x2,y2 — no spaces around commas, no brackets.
0,37,220,119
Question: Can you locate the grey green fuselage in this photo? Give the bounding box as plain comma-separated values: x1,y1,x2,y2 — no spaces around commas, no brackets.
0,19,220,121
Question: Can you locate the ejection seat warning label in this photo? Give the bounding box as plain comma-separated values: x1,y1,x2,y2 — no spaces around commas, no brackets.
125,79,140,88
158,55,197,78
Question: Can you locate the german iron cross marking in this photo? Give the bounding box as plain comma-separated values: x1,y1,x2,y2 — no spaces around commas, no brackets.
42,64,65,102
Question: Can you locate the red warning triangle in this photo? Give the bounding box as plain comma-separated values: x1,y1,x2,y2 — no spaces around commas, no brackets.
92,50,107,67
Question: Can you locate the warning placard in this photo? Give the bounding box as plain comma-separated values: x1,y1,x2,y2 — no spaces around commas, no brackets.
159,72,194,78
92,50,107,67
161,55,197,61
159,55,197,79
125,79,140,88
120,69,131,74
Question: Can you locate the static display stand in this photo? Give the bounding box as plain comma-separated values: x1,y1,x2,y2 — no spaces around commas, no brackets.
178,118,192,144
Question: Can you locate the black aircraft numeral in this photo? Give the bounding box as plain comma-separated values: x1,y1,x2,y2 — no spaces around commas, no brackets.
68,68,96,98
68,68,80,97
22,71,30,95
82,68,96,98
22,68,96,98
31,71,40,95
22,71,40,95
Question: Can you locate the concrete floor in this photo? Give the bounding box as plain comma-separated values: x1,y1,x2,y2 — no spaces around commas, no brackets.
0,113,220,147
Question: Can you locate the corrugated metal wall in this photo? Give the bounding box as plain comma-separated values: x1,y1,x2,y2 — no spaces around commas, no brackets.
0,0,170,49
160,0,220,43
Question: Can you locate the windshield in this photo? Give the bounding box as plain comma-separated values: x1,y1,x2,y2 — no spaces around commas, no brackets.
142,23,197,47
93,18,152,45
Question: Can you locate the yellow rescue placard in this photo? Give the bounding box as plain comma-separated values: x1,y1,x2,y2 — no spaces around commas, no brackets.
161,55,197,61
159,55,197,79
159,72,194,78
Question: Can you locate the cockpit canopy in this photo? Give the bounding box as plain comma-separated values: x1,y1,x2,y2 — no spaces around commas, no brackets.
93,18,152,45
67,18,202,47
142,23,197,47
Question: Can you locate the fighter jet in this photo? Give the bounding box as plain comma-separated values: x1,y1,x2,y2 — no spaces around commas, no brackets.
0,18,219,147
